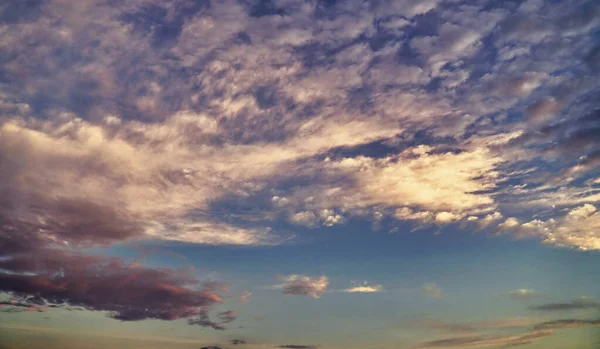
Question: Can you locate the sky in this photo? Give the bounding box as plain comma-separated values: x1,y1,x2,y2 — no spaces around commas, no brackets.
0,0,599,348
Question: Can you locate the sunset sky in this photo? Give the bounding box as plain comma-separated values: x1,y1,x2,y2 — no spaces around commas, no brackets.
0,0,599,348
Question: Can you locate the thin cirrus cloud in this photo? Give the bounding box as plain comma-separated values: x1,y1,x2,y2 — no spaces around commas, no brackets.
413,315,600,348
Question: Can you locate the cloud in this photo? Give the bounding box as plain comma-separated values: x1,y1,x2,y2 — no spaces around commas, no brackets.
277,345,317,349
277,275,329,298
0,0,597,255
0,250,224,322
508,289,540,300
422,283,443,299
239,290,252,305
414,314,600,348
342,281,384,293
416,330,554,348
188,310,238,331
230,339,246,345
529,297,600,311
534,318,600,330
495,204,600,250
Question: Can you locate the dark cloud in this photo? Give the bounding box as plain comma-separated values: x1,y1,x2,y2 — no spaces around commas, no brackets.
217,310,238,324
188,310,238,330
534,318,600,330
277,345,317,349
230,339,246,345
529,297,600,311
0,247,223,321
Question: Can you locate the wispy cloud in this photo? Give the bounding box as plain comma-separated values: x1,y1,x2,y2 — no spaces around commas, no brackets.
529,297,600,311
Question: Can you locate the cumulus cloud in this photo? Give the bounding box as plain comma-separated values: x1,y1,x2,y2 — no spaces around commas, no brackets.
495,204,600,250
277,275,329,298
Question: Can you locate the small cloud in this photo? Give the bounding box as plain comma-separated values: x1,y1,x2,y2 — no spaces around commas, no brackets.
508,289,540,300
277,275,329,298
239,290,252,304
422,283,443,299
230,339,246,345
342,281,384,293
277,345,317,349
188,310,238,331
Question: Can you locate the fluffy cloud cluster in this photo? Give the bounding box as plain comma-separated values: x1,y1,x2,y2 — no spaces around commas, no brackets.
497,204,600,250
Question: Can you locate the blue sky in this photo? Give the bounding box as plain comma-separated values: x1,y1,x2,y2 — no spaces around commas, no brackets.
1,0,600,348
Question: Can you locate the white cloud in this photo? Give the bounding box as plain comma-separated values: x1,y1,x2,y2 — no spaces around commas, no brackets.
508,289,539,300
343,281,384,293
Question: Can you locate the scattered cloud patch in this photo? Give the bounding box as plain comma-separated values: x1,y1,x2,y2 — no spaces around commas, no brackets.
277,275,329,299
422,283,443,299
508,289,540,300
529,297,600,312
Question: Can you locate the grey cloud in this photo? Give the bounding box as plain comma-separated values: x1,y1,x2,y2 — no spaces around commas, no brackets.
534,318,600,330
188,311,229,331
416,330,555,349
277,345,317,349
529,297,600,311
